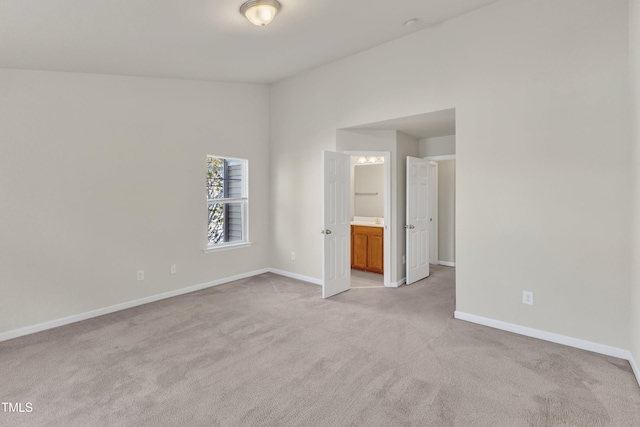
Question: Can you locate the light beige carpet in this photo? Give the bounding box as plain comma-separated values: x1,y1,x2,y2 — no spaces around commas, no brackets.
1,266,639,426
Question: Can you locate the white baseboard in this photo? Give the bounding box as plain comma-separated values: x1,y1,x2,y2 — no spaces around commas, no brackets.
267,268,322,285
630,353,640,388
438,261,456,267
0,269,270,343
390,277,406,288
454,311,633,361
457,311,640,388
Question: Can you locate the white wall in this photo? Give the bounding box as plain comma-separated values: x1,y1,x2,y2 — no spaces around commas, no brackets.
270,0,632,349
630,0,640,373
420,135,456,157
438,160,456,264
0,69,270,335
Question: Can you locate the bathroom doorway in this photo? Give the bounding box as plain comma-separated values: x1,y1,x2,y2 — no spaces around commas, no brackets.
345,151,391,288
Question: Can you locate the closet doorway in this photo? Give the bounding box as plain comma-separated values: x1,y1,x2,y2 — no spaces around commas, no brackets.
425,154,456,269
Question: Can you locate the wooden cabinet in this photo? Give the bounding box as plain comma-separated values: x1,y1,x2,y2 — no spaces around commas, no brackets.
351,225,384,274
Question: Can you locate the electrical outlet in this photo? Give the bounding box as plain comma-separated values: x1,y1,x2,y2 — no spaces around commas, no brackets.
170,264,177,274
291,252,296,260
402,255,406,265
137,270,144,281
523,291,534,305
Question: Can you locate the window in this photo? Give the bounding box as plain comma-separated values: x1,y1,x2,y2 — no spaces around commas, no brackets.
204,155,250,252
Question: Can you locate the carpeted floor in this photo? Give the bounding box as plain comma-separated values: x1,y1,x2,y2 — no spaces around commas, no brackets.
1,266,639,426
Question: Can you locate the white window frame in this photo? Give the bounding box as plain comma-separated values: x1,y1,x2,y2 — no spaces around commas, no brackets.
203,155,252,253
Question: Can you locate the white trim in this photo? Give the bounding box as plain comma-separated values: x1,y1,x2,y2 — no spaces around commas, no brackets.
629,354,640,388
203,241,253,253
390,277,406,288
267,268,322,285
454,311,633,361
0,269,269,343
429,161,439,266
438,260,456,267
207,197,246,204
206,155,250,252
425,154,456,161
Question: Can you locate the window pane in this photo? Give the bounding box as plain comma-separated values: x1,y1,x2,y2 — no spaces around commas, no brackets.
207,157,226,200
226,160,243,198
206,155,248,248
207,157,244,201
225,202,244,242
208,202,244,244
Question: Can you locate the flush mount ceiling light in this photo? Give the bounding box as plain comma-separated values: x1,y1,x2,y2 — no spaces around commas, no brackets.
240,0,281,27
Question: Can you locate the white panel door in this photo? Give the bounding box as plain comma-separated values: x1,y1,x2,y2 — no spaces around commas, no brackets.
429,161,438,265
406,156,430,285
322,151,351,298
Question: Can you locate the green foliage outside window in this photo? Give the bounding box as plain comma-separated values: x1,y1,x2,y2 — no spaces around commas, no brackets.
207,157,225,244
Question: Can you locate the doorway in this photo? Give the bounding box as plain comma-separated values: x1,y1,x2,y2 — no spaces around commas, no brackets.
345,151,391,288
324,109,456,299
425,154,456,268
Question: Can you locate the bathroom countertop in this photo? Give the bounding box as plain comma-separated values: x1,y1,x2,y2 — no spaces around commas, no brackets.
350,221,384,227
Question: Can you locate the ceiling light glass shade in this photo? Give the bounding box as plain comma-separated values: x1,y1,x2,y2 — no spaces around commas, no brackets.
240,0,281,26
356,156,384,165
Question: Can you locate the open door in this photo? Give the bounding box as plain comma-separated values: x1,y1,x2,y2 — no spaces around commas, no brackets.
406,156,430,285
322,151,351,298
429,161,438,265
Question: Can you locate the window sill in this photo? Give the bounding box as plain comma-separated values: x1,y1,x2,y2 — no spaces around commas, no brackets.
203,241,253,254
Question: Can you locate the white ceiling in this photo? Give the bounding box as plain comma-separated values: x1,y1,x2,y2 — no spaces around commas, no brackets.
0,0,500,84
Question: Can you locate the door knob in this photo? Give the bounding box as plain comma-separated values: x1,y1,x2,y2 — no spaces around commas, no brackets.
321,229,332,235
404,225,415,229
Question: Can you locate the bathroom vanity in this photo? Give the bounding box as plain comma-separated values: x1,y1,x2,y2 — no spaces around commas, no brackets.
350,219,384,274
